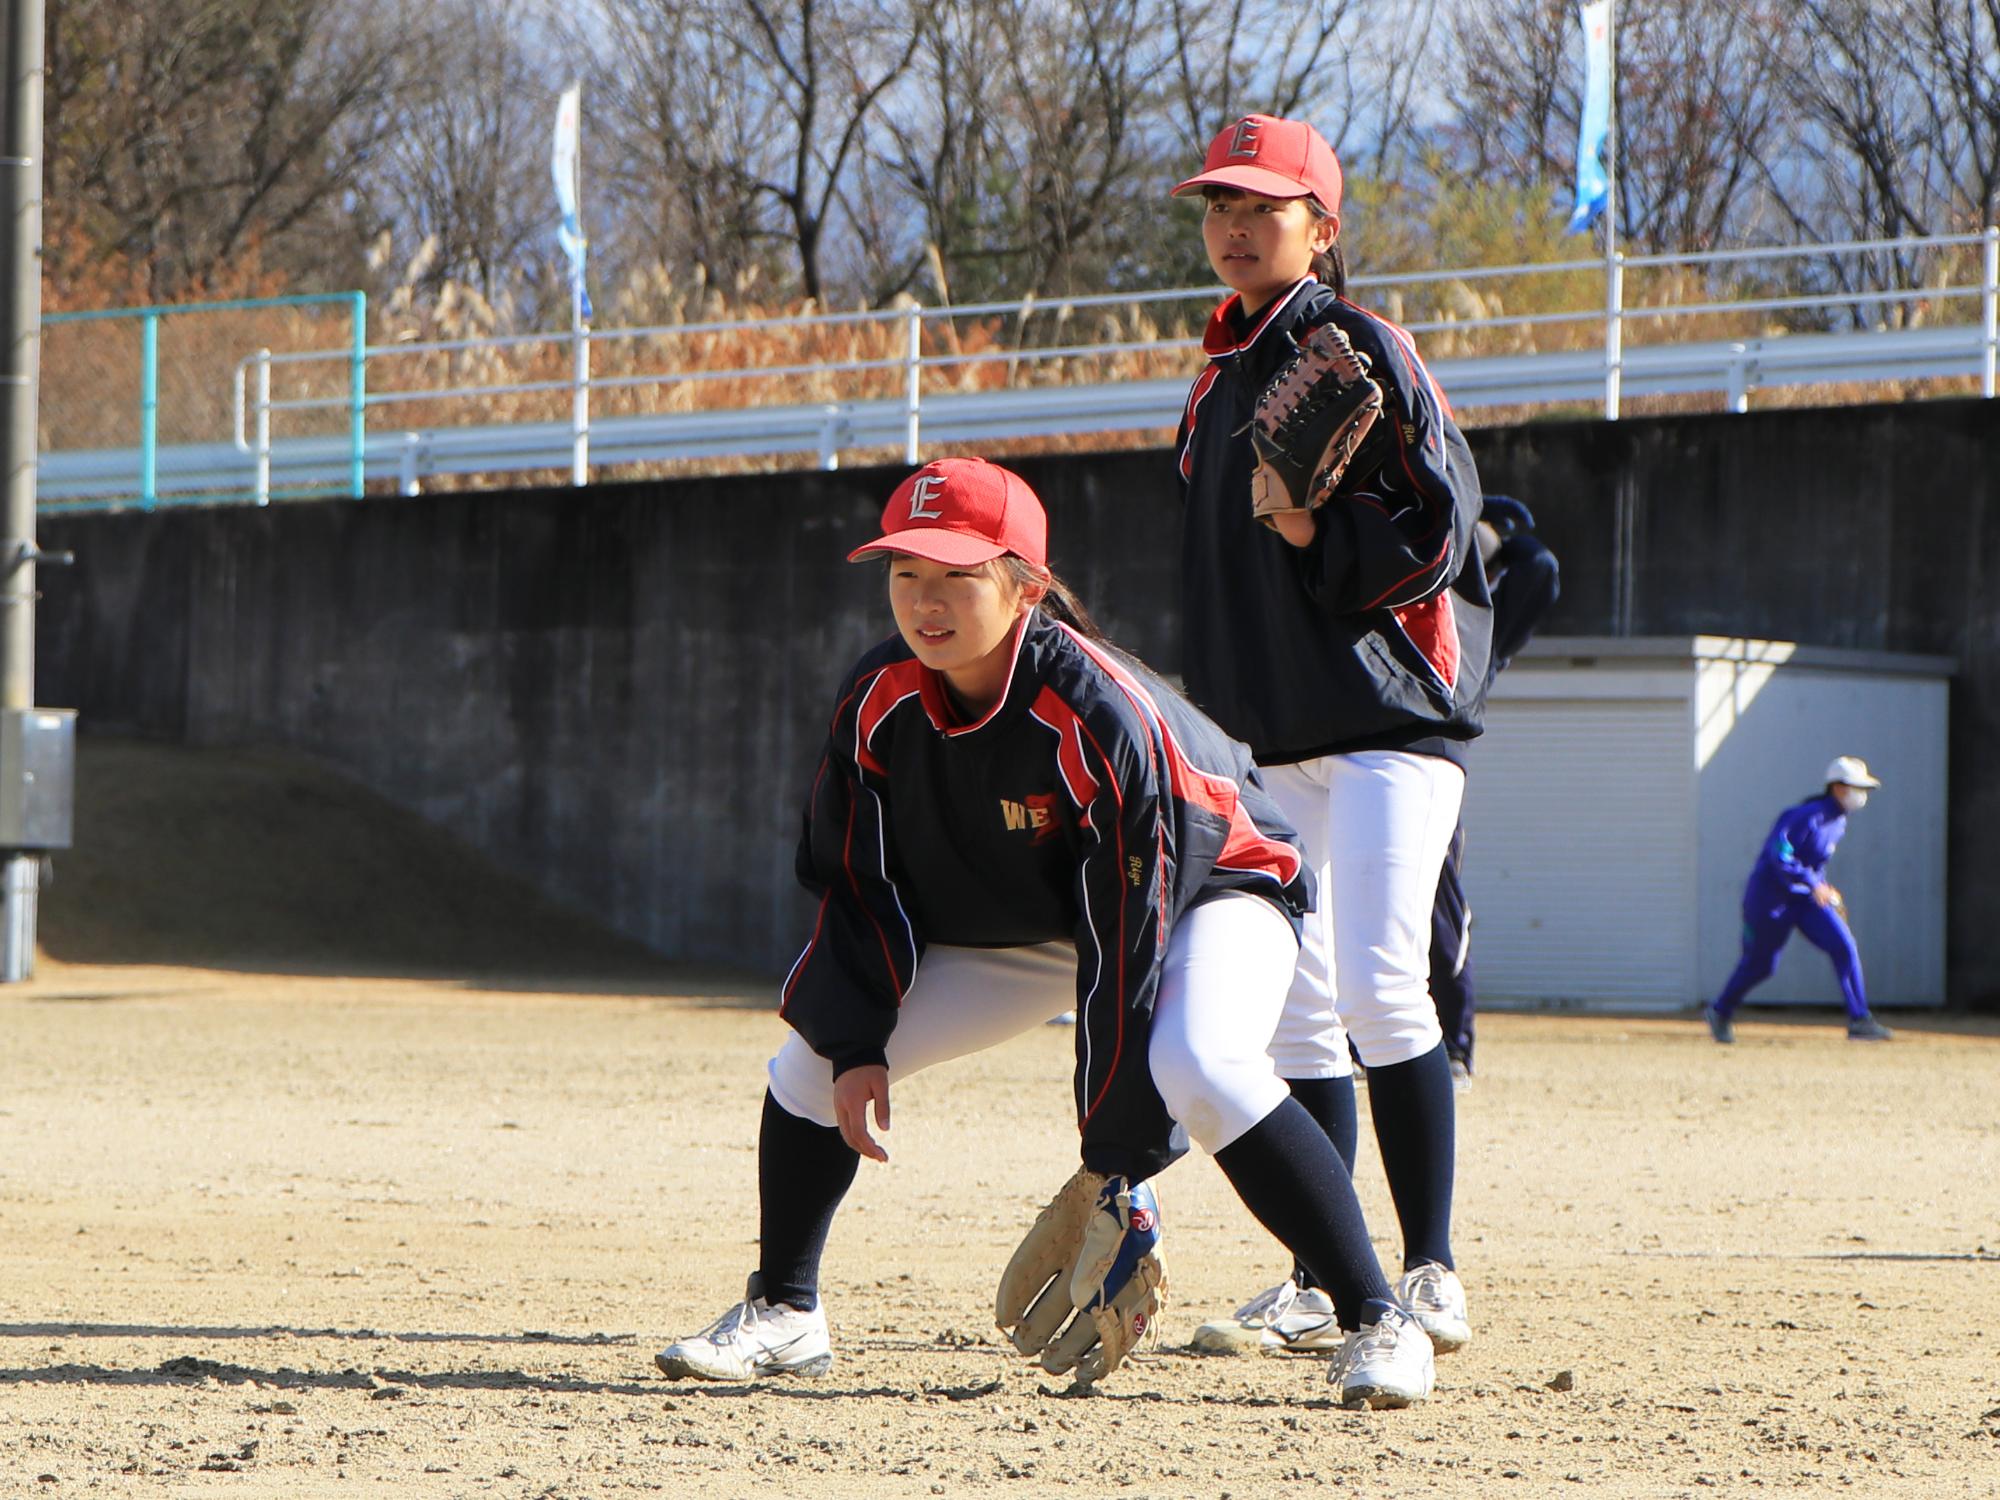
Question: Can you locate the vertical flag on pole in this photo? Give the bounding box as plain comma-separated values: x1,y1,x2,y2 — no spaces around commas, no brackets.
1567,0,1613,234
552,82,592,321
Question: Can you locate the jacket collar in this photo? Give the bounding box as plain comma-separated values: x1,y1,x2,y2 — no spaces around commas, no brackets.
1200,277,1317,359
914,609,1044,736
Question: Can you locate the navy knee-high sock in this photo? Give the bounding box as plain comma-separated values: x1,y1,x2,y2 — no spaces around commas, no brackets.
1213,1096,1392,1331
756,1091,860,1312
1364,1043,1456,1271
1285,1075,1359,1170
1283,1075,1359,1290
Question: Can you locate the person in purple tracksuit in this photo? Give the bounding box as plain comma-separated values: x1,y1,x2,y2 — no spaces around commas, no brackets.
1704,756,1892,1044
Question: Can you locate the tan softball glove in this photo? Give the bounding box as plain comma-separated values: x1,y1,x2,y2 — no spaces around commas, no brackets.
994,1168,1166,1385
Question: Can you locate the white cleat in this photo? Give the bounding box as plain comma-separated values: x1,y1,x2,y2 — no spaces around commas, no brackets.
1191,1279,1343,1354
655,1277,833,1381
1393,1261,1471,1354
1331,1302,1435,1409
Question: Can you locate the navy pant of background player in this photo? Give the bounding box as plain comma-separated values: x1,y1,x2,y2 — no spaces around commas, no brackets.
1711,898,1869,1022
1425,529,1561,1075
1429,826,1474,1069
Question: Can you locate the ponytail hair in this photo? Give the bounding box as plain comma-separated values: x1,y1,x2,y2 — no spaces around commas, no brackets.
1304,198,1347,296
997,556,1110,644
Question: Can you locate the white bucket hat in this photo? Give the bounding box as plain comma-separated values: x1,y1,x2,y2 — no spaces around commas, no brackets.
1824,755,1881,789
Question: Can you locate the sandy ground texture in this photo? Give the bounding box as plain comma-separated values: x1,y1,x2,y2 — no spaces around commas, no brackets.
3,741,1997,1497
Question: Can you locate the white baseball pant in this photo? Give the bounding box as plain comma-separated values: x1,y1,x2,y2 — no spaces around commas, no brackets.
1260,749,1465,1075
766,891,1299,1155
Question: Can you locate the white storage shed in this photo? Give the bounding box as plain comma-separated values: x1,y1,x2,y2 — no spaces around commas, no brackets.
1461,636,1951,1012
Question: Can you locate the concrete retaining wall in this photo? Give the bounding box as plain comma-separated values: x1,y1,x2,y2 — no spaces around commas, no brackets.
36,398,2000,1004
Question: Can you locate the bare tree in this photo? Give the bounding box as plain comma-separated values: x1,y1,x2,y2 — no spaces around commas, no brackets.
874,0,1435,304
1725,0,2000,328
1348,0,1444,182
871,0,1192,302
981,0,1170,293
43,0,1995,325
1611,0,1789,251
574,1,784,306
1160,0,1408,162
1441,0,1789,253
1438,0,1572,189
852,0,1006,301
1759,0,1999,241
1919,0,2000,228
44,0,415,297
583,0,929,307
357,0,556,322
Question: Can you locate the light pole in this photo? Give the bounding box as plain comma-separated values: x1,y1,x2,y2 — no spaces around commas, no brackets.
1,0,75,982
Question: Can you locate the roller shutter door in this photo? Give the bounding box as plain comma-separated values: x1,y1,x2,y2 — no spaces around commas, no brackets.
1461,697,1695,1006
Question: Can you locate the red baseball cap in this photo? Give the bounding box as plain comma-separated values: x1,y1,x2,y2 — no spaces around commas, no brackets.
1172,115,1343,215
847,457,1048,568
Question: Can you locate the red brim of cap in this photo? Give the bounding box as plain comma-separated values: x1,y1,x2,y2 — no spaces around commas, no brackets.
846,528,1010,565
1172,165,1319,201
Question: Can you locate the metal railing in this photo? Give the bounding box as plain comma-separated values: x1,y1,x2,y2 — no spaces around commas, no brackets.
36,229,2000,511
42,293,367,508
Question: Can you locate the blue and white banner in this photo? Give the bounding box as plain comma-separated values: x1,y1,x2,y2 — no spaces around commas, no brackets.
1566,0,1613,234
552,82,593,321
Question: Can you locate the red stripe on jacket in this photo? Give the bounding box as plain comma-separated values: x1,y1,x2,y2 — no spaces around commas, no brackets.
1180,280,1316,480
854,660,925,775
781,666,917,1014
1026,684,1133,1125
1177,365,1220,481
1061,630,1304,891
1030,687,1104,822
1394,591,1460,693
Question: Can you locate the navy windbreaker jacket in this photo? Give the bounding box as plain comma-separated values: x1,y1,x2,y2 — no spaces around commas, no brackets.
779,610,1313,1182
1175,277,1493,765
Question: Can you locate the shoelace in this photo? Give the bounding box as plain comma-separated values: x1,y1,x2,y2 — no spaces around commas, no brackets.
1399,1265,1451,1313
693,1299,761,1347
1233,1280,1300,1327
1338,1312,1410,1373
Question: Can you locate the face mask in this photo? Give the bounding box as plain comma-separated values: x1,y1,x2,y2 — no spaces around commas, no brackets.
1834,786,1868,813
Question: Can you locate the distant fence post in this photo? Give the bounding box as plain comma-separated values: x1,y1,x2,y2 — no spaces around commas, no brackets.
817,407,843,471
398,432,423,496
139,312,158,508
1603,252,1624,421
904,305,922,464
1982,225,1997,399
253,348,272,505
570,313,590,486
349,291,367,498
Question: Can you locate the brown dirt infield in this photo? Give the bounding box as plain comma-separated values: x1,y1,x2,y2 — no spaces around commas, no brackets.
2,743,1996,1497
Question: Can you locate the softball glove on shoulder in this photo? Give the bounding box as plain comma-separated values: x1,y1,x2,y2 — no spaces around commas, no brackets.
1246,322,1388,529
995,1169,1166,1385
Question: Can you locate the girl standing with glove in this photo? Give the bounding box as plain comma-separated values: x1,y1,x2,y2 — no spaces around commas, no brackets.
654,457,1435,1407
1168,116,1493,1358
